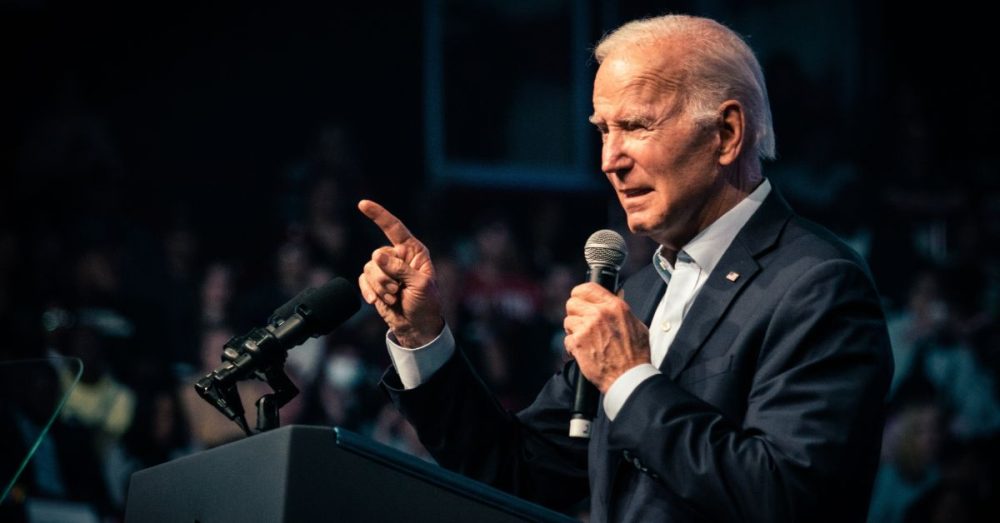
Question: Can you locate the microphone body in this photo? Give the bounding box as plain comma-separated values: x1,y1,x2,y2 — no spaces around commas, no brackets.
570,230,627,438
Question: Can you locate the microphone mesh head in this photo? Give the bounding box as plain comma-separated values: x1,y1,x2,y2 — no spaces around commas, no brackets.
584,229,627,269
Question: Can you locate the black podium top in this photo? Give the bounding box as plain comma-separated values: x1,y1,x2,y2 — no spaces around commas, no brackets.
125,425,577,522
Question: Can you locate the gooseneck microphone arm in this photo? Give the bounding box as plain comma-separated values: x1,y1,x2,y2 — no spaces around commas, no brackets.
195,315,306,435
195,277,359,435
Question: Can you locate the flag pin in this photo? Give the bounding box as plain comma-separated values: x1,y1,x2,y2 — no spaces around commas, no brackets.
726,271,740,282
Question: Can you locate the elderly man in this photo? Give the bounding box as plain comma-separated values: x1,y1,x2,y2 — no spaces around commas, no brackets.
358,14,892,522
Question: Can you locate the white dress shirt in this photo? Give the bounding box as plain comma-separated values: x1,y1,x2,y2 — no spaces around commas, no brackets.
386,179,772,422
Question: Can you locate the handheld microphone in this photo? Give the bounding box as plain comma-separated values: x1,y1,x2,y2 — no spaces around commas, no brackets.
569,229,628,438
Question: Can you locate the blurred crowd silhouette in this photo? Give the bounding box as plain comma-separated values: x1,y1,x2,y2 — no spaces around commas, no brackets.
2,2,999,522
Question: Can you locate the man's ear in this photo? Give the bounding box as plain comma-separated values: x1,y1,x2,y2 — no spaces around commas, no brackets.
717,100,745,166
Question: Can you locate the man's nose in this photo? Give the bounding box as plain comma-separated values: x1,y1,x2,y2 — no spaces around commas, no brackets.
601,132,633,175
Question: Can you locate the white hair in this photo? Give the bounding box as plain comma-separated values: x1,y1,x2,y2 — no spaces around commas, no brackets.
595,15,776,161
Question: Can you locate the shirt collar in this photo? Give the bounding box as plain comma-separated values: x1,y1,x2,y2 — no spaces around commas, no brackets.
652,178,772,283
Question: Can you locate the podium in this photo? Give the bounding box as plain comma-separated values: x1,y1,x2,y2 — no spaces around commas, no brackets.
124,425,577,522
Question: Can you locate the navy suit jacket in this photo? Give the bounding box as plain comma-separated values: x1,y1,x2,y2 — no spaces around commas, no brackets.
383,190,894,522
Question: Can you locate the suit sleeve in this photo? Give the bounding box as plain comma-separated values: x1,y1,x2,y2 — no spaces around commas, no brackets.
608,259,894,522
382,349,591,509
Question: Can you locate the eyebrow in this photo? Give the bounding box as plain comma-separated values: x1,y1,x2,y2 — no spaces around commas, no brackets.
588,112,656,127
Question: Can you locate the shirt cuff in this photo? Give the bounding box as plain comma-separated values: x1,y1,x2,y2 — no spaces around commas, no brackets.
603,363,661,421
386,325,455,390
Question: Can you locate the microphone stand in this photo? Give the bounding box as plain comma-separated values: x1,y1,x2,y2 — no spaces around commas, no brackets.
254,364,299,432
195,328,301,436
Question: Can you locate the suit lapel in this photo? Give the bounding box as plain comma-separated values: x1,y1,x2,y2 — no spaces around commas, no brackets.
621,264,666,325
662,244,759,379
662,188,793,380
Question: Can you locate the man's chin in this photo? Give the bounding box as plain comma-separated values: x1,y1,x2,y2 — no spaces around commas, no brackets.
625,215,654,235
626,216,671,244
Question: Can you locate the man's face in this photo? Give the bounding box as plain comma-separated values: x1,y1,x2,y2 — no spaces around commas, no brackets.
591,44,723,249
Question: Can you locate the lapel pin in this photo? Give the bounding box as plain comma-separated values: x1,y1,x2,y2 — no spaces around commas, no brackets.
726,271,740,282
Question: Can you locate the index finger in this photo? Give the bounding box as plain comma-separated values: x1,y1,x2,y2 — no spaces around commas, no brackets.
570,282,616,302
358,199,415,246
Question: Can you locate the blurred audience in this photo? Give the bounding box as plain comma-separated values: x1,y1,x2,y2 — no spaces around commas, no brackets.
56,325,136,461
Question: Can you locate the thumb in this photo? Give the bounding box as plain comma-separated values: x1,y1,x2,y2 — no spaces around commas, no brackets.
376,250,417,283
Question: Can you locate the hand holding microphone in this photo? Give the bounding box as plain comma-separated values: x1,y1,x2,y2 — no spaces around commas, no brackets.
564,230,651,438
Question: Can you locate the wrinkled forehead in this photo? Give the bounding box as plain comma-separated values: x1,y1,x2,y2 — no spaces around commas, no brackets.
592,60,685,121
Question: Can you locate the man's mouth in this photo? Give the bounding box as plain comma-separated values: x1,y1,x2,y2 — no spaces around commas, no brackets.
621,187,653,199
